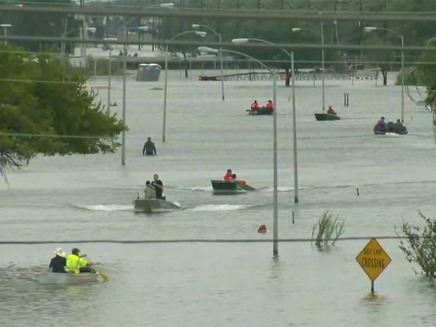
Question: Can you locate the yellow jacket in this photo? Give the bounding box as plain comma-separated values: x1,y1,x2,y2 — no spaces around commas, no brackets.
66,254,89,274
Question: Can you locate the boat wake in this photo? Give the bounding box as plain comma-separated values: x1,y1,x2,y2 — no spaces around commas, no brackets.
188,204,252,212
259,186,302,192
178,186,212,192
72,204,133,212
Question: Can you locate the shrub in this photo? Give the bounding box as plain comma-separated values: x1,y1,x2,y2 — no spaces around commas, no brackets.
311,210,345,249
398,212,436,281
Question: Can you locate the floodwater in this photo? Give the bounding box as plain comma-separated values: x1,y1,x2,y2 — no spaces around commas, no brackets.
1,69,436,327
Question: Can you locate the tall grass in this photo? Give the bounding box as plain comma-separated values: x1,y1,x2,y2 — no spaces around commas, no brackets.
311,210,345,249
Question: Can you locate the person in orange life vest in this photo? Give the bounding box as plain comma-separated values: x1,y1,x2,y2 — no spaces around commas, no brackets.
251,100,260,111
224,169,232,181
265,100,274,111
231,173,246,185
327,105,337,115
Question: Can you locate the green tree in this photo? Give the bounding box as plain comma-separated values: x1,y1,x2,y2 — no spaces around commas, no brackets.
0,46,126,178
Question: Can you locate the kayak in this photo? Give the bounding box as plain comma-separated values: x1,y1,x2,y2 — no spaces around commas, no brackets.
37,272,101,285
133,198,181,213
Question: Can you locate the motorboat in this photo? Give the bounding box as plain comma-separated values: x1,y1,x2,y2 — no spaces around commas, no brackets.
211,180,255,195
37,272,101,285
133,198,181,213
314,113,341,121
374,123,408,135
246,108,273,115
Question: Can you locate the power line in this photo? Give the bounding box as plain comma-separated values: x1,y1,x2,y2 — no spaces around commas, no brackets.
0,235,414,245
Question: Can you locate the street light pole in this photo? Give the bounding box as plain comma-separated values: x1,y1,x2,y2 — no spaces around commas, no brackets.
320,19,326,111
163,43,169,143
121,24,127,166
364,26,405,122
232,37,299,206
401,34,405,123
291,23,325,111
1,24,12,46
192,24,225,101
225,38,295,256
272,70,278,255
162,31,207,142
218,35,225,101
291,51,298,204
107,47,112,115
204,44,280,256
118,3,175,165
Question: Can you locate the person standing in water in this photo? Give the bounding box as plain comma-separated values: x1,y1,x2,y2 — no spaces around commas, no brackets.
143,137,157,156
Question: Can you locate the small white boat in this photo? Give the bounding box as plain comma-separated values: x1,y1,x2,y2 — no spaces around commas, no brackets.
133,198,181,213
37,272,101,285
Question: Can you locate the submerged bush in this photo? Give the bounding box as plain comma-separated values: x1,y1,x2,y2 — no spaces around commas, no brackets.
399,212,436,281
311,210,345,249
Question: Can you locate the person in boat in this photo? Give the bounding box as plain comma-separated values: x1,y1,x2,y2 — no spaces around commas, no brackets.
65,248,96,274
264,100,274,112
250,100,260,111
49,248,67,273
327,105,337,115
144,180,156,199
224,169,232,181
143,137,157,156
394,119,405,133
386,121,395,133
375,116,387,133
231,173,246,185
151,173,165,200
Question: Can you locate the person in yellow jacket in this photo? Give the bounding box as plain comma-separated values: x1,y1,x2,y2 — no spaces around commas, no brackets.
65,248,96,274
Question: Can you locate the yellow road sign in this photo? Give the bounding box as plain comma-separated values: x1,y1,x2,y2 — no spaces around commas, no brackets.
356,238,391,282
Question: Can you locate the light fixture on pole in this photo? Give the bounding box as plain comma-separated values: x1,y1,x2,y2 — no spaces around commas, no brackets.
232,37,299,207
1,24,12,46
162,31,207,143
192,24,225,101
364,26,405,122
291,23,325,111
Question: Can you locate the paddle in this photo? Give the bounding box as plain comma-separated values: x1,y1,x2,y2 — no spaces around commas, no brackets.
240,184,255,191
86,258,109,282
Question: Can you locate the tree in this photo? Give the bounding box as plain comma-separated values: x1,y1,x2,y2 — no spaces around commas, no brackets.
0,46,126,179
